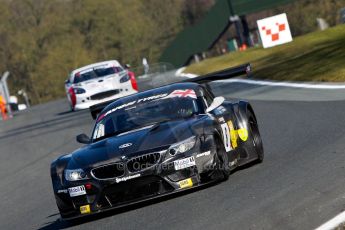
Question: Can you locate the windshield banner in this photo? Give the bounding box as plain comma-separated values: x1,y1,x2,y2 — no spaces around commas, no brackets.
98,89,197,121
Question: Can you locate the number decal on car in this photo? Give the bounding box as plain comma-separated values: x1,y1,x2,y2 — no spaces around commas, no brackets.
221,123,232,152
221,120,249,151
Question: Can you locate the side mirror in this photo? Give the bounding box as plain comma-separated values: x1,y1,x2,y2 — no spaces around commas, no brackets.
76,133,91,144
206,96,225,113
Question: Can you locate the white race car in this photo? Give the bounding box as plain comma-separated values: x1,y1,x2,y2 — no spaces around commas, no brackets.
65,60,138,111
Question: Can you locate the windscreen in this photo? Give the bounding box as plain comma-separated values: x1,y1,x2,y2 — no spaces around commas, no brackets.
73,66,123,83
92,91,200,141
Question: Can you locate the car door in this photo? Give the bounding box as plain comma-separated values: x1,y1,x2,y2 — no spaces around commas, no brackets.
200,86,239,162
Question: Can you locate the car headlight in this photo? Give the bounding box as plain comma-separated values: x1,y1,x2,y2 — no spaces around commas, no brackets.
120,74,130,83
64,169,88,181
74,88,86,94
168,136,196,156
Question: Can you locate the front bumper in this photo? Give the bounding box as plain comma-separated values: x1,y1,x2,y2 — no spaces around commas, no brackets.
57,172,199,219
53,145,217,219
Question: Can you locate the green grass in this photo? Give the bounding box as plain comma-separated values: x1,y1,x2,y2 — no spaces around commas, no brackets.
184,24,345,82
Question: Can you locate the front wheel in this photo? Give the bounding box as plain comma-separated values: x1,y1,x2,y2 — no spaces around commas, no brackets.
248,111,264,163
215,137,231,180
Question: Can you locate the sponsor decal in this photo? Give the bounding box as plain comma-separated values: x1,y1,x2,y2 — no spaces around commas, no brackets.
221,120,248,151
98,89,197,121
68,185,86,197
119,143,132,149
228,121,238,149
257,13,293,48
101,93,168,120
196,151,211,158
178,178,193,189
174,156,196,170
237,128,248,142
80,205,91,214
166,89,197,99
221,123,232,152
116,174,141,183
137,93,168,103
57,189,68,194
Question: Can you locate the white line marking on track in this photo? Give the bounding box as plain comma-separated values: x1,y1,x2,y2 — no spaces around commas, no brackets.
175,68,198,78
177,71,345,89
315,210,345,230
175,67,186,76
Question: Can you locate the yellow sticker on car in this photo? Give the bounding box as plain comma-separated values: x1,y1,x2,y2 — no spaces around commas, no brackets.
178,178,193,189
222,120,249,151
237,128,248,141
227,121,238,148
80,205,91,214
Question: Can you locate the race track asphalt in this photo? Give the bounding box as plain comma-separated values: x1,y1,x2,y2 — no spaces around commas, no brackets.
1,80,345,230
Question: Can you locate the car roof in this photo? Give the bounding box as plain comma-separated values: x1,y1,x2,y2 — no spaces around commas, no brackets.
70,60,121,76
101,82,201,115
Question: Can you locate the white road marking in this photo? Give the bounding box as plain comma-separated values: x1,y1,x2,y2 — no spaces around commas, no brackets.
217,79,345,89
176,71,345,89
175,67,186,76
315,210,345,230
175,68,198,78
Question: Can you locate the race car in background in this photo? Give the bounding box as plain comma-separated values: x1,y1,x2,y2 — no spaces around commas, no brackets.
65,60,138,111
51,63,264,220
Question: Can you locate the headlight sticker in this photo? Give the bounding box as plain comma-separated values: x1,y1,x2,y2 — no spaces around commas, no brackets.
168,136,196,156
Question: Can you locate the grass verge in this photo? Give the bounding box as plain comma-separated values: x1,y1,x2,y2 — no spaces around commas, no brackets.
184,24,345,82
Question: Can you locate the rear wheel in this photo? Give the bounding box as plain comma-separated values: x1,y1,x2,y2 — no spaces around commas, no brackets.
248,111,264,163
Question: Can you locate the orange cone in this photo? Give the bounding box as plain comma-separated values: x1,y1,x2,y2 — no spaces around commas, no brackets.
0,95,8,120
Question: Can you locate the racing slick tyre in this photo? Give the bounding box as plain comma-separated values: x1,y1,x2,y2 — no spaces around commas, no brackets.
248,110,264,163
215,137,231,180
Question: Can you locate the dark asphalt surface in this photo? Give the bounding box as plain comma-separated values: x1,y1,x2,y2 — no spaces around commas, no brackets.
1,80,345,230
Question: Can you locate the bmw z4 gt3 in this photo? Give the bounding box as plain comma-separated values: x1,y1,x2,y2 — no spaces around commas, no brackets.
51,64,264,219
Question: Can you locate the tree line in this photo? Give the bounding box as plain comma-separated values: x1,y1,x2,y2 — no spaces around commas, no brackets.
0,0,214,104
0,0,343,104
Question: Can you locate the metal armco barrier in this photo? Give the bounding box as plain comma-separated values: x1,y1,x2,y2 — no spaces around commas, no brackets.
0,71,13,119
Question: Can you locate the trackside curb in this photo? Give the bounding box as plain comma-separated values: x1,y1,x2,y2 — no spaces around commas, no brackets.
175,70,345,89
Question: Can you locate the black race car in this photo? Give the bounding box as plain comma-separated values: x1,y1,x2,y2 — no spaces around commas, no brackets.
50,63,264,219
